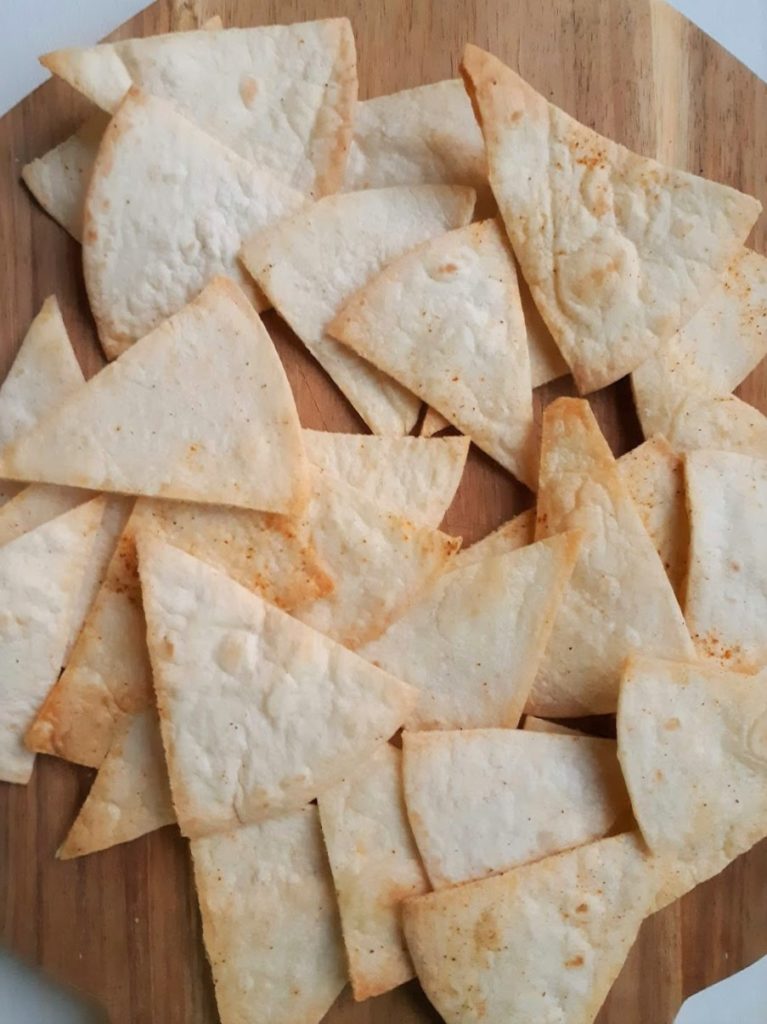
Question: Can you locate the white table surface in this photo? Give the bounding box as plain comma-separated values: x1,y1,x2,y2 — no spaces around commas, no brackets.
0,1,765,1021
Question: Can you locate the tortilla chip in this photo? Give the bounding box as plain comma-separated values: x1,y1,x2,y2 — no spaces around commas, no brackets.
420,408,450,437
0,499,104,784
317,743,429,999
684,449,767,671
632,248,767,438
452,507,535,570
403,832,662,1024
360,531,582,731
303,431,469,526
461,45,761,393
57,708,174,859
243,185,476,435
617,436,687,599
618,657,767,866
41,19,357,196
528,399,695,717
520,269,569,387
523,716,584,737
191,806,346,1024
139,538,416,836
403,729,630,889
0,279,309,513
329,219,536,486
662,390,767,457
83,89,305,357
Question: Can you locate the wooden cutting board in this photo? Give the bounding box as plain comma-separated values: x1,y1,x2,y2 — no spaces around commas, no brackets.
1,1,765,1022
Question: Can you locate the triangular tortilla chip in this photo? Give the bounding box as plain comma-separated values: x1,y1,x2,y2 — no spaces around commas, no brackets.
329,219,536,486
318,743,429,999
403,832,663,1024
617,436,687,599
618,657,767,866
452,507,535,570
0,279,309,513
303,431,468,526
403,729,630,889
243,185,476,435
41,19,357,196
684,449,767,671
191,806,347,1024
83,88,305,357
139,538,416,836
519,268,569,386
461,45,761,393
660,389,767,458
0,499,104,784
528,399,695,717
58,708,174,859
632,248,767,439
523,716,585,737
420,407,450,437
360,532,582,730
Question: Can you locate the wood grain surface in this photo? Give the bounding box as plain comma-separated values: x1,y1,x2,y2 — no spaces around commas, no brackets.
1,1,765,1022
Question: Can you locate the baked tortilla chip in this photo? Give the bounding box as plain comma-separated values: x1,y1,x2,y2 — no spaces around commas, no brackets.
523,716,584,737
420,408,450,437
403,832,662,1024
243,185,475,435
84,88,305,357
528,399,695,716
58,708,174,859
520,269,569,386
0,279,309,513
329,219,536,486
139,538,416,836
662,390,767,457
41,18,357,195
461,45,761,393
360,532,582,730
618,657,767,865
632,248,767,439
318,743,429,1000
191,806,346,1024
303,431,468,526
452,507,535,570
685,449,767,671
0,499,104,784
403,729,630,889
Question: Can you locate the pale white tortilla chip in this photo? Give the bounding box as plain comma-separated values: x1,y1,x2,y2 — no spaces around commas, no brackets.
618,657,767,865
58,708,174,859
420,407,450,437
139,538,416,836
360,532,582,731
663,390,767,457
83,88,305,357
302,431,468,526
684,449,767,671
403,832,663,1024
523,716,585,737
42,19,357,195
318,743,429,999
0,499,104,784
0,279,309,513
330,219,537,486
191,806,347,1024
452,507,535,570
243,185,476,435
461,45,761,393
520,267,569,387
528,399,695,716
632,248,767,438
403,729,630,889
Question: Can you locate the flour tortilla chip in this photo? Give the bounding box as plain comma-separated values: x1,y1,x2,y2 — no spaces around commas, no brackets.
330,219,536,486
461,45,761,393
403,832,663,1024
360,532,582,731
243,185,476,435
139,538,416,836
528,399,695,716
420,408,450,437
0,499,104,784
617,436,687,599
58,708,174,859
520,267,569,386
303,431,468,526
0,279,309,513
632,248,767,438
318,743,429,1000
41,19,357,196
618,657,767,866
452,508,535,570
662,391,767,458
191,806,346,1024
523,716,585,737
83,89,305,357
684,449,767,671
